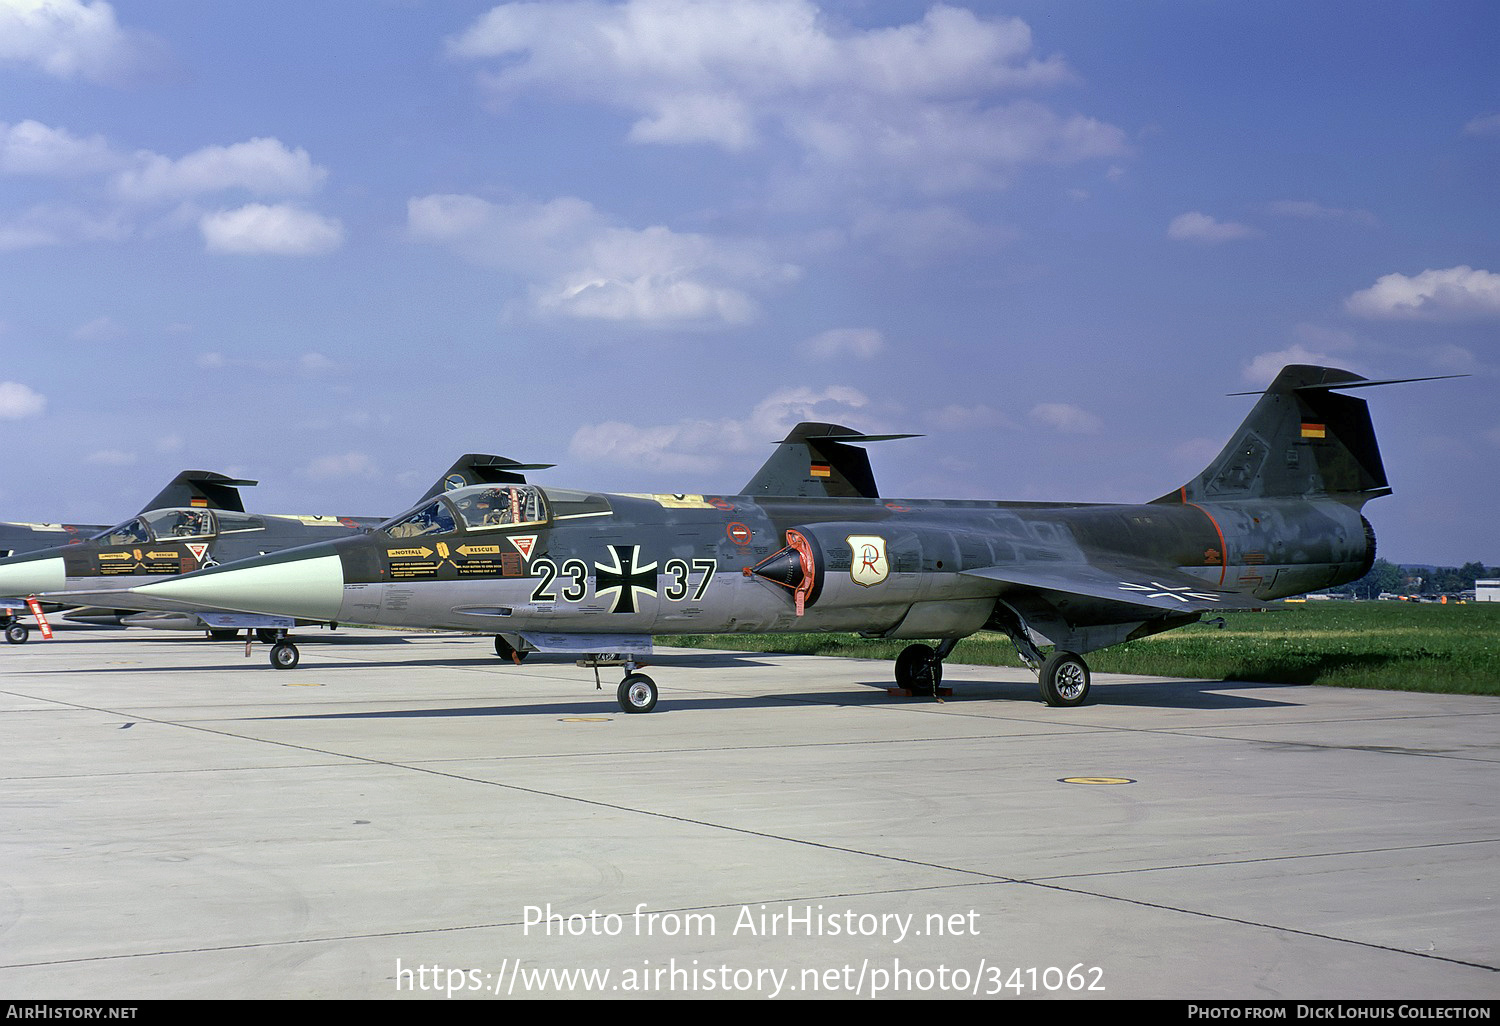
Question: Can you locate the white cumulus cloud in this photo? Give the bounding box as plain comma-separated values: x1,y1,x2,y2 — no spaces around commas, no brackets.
301,452,380,481
448,1,1124,193
928,403,1018,432
1167,211,1260,243
570,386,870,473
0,119,123,176
1241,345,1351,387
1266,199,1376,225
86,448,136,466
0,203,129,249
0,122,337,255
113,137,327,203
803,327,885,360
200,203,344,256
1345,266,1500,321
0,381,47,419
409,193,795,327
1030,402,1101,434
0,0,166,85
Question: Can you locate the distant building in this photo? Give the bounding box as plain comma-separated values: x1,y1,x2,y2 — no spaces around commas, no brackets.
1477,579,1500,603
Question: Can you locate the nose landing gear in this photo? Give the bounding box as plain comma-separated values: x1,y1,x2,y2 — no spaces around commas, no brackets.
617,672,658,713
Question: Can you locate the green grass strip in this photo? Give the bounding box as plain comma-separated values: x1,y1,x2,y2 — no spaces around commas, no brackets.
671,602,1500,696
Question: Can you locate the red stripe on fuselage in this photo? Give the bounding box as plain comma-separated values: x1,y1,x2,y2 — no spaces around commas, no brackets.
1185,502,1228,587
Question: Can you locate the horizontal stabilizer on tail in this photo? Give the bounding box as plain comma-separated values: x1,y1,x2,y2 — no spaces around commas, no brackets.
1227,372,1467,396
418,453,556,502
138,472,257,514
1154,365,1461,507
740,422,920,499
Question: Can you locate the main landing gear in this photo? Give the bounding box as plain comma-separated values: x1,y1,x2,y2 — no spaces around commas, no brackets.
893,639,957,698
494,635,529,665
1036,650,1091,707
892,628,1093,708
978,604,1093,707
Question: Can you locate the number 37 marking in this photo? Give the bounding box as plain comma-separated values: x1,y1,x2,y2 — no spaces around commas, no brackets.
663,558,716,601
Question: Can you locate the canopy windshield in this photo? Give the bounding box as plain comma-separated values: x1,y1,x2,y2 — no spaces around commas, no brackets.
90,508,215,544
382,484,548,538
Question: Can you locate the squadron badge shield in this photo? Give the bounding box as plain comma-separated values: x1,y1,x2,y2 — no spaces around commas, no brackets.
846,535,889,587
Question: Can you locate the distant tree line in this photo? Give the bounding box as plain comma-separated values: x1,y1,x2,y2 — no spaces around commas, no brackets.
1340,559,1495,599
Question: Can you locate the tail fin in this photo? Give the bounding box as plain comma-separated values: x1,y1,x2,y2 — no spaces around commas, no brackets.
1154,365,1404,506
415,453,556,502
138,471,257,513
740,423,919,499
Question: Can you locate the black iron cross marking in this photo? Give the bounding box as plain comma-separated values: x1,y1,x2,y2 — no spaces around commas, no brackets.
594,545,658,614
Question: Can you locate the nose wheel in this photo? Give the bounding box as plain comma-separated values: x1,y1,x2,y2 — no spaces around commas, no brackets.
617,673,658,713
269,639,300,669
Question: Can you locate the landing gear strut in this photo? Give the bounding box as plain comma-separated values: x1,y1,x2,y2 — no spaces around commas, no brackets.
989,604,1094,707
577,653,660,713
258,628,298,669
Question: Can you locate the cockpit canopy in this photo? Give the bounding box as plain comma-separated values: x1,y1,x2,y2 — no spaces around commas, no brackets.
89,508,265,545
383,484,548,539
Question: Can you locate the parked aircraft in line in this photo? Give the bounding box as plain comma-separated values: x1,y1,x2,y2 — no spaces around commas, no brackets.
1,470,259,635
0,454,547,643
0,469,258,561
38,366,1447,712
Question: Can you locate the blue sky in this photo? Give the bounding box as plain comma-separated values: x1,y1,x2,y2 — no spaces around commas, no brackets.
1,0,1496,566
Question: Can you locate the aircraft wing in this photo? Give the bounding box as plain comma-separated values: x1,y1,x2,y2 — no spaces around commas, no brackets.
961,560,1263,614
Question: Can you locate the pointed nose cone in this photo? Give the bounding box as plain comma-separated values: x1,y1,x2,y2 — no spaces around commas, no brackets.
132,549,344,621
748,547,806,590
0,555,66,597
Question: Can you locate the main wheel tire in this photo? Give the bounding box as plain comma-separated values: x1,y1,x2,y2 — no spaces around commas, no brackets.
494,636,528,663
894,643,942,695
4,622,29,645
269,641,300,670
1039,651,1091,707
617,673,658,713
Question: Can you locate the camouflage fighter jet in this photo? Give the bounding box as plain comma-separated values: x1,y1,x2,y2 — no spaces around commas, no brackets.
0,469,258,560
0,454,548,643
44,366,1441,711
1,470,258,639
